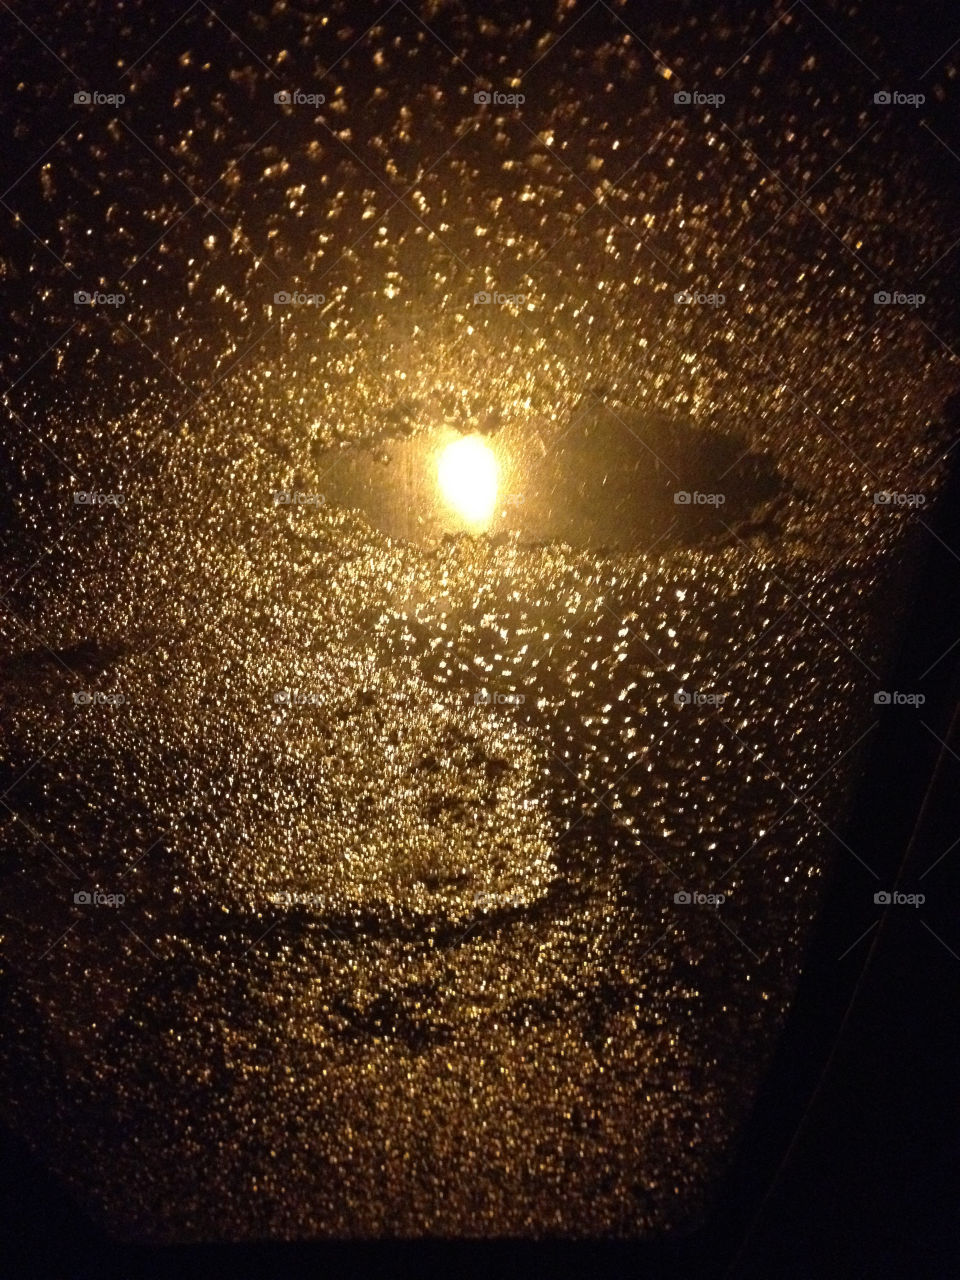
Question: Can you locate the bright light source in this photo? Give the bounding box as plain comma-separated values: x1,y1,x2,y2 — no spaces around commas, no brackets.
437,435,499,525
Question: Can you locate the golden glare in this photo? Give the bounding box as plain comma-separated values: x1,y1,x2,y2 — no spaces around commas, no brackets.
437,436,499,525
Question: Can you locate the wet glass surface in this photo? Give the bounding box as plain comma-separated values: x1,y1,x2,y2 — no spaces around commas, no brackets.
0,0,957,1240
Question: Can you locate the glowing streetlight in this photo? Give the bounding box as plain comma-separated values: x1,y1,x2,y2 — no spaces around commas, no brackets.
436,435,499,526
